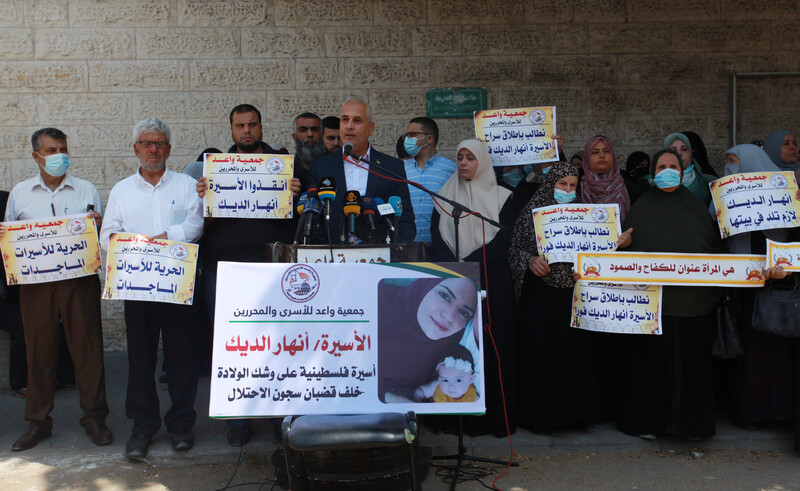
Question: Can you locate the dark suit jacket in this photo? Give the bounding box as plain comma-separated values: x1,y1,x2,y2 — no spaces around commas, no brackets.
308,146,415,244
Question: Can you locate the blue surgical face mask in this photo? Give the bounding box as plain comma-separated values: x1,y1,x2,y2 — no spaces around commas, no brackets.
37,152,71,177
542,166,551,176
403,136,427,158
681,163,696,185
653,168,682,189
503,168,524,187
554,188,577,204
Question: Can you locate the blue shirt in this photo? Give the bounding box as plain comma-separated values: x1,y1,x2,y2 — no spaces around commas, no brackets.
403,153,456,244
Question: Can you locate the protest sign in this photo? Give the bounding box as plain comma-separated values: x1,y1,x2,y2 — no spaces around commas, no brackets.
533,204,620,266
102,233,198,305
709,171,800,238
576,251,766,287
204,153,294,219
0,214,101,285
572,282,662,335
210,262,485,418
766,239,800,271
474,106,558,166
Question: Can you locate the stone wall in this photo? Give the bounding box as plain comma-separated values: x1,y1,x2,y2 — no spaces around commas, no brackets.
0,0,798,349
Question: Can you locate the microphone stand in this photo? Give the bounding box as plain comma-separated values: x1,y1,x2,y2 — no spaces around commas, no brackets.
348,149,517,488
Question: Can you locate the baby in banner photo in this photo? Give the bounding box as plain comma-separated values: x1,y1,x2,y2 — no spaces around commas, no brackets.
414,344,479,403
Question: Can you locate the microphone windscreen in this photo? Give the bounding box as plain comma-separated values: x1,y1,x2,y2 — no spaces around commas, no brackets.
362,196,378,214
296,192,308,214
388,196,403,217
317,177,336,202
343,190,361,216
343,142,354,156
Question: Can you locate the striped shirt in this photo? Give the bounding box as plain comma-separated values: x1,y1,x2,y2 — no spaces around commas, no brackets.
403,153,456,244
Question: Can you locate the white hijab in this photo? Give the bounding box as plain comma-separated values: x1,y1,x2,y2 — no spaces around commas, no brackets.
437,139,512,259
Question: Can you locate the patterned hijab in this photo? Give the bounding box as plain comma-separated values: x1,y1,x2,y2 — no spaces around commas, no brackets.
437,139,512,259
580,136,631,222
764,130,799,171
508,162,581,296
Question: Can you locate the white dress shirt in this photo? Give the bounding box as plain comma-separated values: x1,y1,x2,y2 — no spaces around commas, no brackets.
5,173,104,221
343,146,371,195
100,168,203,250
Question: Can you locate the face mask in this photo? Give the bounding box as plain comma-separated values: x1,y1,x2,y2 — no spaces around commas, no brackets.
403,136,427,158
653,168,681,189
503,168,524,187
37,152,71,177
681,163,696,186
554,188,577,204
542,166,551,176
723,163,740,176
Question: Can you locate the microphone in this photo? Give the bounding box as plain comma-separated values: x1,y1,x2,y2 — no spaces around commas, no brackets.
343,190,362,240
293,192,309,244
361,196,379,236
317,177,336,223
388,196,402,234
373,197,397,237
302,188,321,243
343,142,354,157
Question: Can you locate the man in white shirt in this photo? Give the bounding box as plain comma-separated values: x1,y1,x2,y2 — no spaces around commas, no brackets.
3,127,110,452
100,118,203,461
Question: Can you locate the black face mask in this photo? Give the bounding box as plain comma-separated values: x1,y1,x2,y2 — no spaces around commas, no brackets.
627,167,649,181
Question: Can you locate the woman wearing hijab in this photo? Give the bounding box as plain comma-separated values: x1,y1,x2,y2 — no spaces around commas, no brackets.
429,138,517,437
378,277,479,402
616,149,723,440
681,131,719,177
663,133,717,206
763,130,799,171
719,144,797,427
580,136,635,419
508,162,601,432
580,136,634,221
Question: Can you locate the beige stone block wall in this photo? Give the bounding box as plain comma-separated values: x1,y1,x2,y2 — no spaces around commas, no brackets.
0,0,797,349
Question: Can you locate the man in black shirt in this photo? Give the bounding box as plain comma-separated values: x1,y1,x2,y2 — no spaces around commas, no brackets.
196,104,301,446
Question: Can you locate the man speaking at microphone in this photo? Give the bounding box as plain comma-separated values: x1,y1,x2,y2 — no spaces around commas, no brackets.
308,99,415,244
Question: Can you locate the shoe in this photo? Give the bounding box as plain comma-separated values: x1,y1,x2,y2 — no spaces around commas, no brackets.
226,425,251,447
171,431,194,451
84,421,113,446
12,424,51,451
13,388,27,398
638,433,657,440
125,434,151,461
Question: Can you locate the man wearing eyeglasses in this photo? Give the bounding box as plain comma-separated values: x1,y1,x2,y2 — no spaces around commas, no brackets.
101,118,204,461
402,117,456,245
2,127,110,452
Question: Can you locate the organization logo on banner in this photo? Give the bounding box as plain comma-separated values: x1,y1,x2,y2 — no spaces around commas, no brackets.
282,264,320,302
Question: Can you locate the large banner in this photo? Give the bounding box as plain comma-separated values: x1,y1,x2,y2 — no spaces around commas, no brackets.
572,282,662,335
533,204,620,266
203,153,294,219
102,233,198,305
709,171,800,238
210,262,485,418
0,214,101,285
474,106,558,167
576,251,766,287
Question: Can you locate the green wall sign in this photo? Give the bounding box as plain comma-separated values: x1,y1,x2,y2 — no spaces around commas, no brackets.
426,88,487,119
